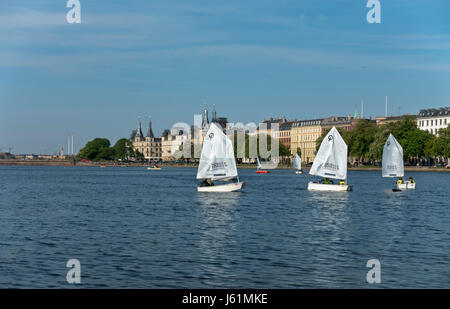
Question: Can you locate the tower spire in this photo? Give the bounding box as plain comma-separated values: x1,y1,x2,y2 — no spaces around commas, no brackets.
202,104,209,129
147,116,154,138
212,104,217,122
136,117,143,137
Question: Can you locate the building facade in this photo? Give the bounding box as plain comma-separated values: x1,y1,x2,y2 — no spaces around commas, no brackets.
375,115,412,126
130,119,162,161
257,117,287,138
290,119,323,163
321,116,358,132
278,121,293,149
161,127,190,161
417,107,450,135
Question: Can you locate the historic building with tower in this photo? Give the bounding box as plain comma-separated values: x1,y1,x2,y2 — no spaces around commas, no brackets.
130,118,162,161
191,105,228,146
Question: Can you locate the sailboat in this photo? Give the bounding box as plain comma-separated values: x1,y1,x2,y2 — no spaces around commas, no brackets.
307,126,352,191
255,157,270,174
382,134,415,190
293,153,302,174
147,165,161,170
197,123,245,192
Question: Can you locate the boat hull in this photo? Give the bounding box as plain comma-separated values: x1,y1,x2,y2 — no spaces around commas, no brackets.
395,181,415,190
295,170,303,174
256,170,270,174
307,181,352,191
198,182,245,192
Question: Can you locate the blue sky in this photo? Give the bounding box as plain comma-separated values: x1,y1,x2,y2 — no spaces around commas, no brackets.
1,0,449,154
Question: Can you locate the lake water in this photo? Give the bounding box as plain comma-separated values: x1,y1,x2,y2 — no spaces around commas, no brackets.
0,166,448,288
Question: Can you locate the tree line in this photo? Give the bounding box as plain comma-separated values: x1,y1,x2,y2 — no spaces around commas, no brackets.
77,138,143,161
316,117,450,165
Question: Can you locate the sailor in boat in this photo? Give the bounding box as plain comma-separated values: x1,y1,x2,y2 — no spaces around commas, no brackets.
320,178,334,184
339,179,346,185
199,178,214,187
396,177,404,185
409,176,415,184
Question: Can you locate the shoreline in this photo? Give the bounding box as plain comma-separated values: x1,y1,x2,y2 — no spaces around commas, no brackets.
1,159,449,172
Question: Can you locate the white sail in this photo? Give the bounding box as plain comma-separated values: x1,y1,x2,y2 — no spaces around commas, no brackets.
256,157,262,169
293,153,301,170
257,156,278,169
382,133,404,178
309,126,348,180
196,123,238,181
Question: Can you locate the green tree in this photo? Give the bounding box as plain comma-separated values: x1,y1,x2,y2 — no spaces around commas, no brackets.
403,129,434,159
134,149,145,161
367,123,393,161
113,138,134,161
279,143,291,157
345,119,377,162
79,138,111,160
96,147,115,160
431,125,450,157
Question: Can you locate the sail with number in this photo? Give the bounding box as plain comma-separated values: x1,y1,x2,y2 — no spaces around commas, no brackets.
382,134,404,178
293,153,301,170
196,123,238,181
309,126,348,180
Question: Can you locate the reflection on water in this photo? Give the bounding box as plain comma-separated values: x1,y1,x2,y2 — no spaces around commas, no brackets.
307,192,349,231
195,192,240,287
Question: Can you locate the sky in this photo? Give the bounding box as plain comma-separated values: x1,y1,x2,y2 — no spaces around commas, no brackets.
0,0,449,154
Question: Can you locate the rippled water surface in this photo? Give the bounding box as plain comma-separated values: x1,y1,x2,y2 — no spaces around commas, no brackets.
0,166,449,288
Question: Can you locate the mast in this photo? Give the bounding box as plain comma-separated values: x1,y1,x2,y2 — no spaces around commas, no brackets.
361,100,364,119
385,96,388,117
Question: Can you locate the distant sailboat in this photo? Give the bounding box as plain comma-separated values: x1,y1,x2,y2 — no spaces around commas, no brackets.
197,123,245,192
382,134,415,190
293,153,302,174
256,157,270,174
147,165,161,170
307,127,352,191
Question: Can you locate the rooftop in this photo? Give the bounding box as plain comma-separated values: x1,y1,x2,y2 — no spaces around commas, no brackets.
418,107,450,118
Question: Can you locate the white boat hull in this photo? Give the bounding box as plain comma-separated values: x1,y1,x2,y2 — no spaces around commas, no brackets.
198,182,245,192
307,181,352,191
395,181,415,190
295,170,303,174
